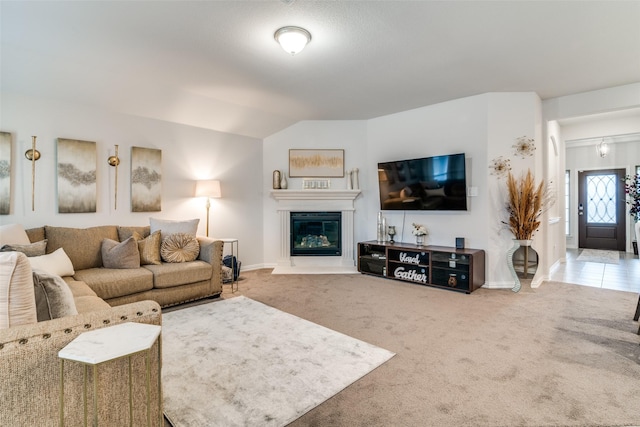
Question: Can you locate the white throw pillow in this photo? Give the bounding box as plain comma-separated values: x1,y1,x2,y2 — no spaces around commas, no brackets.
149,218,199,241
28,248,75,277
0,252,38,329
0,223,31,246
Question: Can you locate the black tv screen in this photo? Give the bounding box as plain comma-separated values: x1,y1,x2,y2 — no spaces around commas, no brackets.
378,153,467,211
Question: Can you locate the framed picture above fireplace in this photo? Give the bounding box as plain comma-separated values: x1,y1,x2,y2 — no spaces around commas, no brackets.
289,149,344,178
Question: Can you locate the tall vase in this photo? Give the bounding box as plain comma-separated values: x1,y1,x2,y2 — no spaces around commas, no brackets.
280,173,288,189
507,239,521,292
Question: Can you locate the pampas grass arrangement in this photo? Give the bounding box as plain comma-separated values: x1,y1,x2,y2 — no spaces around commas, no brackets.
504,169,552,240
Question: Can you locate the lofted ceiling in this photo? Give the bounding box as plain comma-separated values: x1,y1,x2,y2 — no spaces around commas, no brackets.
1,1,639,139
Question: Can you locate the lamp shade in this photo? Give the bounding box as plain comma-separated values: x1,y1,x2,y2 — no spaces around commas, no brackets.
195,180,221,198
274,26,311,55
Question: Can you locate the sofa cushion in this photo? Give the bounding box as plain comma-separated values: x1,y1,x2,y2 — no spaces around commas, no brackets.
118,225,150,242
0,223,31,246
45,225,118,270
149,217,199,241
73,267,154,300
136,230,162,265
73,295,111,313
101,237,141,269
1,240,47,257
0,252,37,329
32,269,78,321
143,260,212,289
28,248,75,277
161,233,199,263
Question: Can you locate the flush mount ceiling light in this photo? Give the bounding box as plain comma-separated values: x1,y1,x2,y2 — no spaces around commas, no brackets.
274,26,311,55
596,137,610,158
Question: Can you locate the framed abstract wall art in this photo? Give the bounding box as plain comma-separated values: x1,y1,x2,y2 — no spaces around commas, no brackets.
57,138,97,213
131,146,162,212
0,132,11,215
289,149,344,178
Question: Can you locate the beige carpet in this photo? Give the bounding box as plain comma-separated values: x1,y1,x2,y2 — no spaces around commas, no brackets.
209,269,640,427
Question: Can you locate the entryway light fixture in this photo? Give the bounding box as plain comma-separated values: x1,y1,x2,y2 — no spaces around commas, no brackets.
596,137,610,158
274,26,311,55
195,180,221,237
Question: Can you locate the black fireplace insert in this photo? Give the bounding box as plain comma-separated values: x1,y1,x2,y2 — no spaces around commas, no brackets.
290,211,342,256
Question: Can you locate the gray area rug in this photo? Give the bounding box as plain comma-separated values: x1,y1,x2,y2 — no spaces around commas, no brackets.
576,248,620,264
162,296,395,427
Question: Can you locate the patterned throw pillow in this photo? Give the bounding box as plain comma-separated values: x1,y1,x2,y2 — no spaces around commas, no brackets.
135,230,162,265
161,233,200,263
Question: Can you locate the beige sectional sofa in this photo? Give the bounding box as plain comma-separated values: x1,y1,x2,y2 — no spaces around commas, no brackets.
0,223,225,425
26,224,224,307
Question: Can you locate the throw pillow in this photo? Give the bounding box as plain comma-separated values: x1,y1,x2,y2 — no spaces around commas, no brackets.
28,248,75,277
118,225,150,242
161,233,200,263
32,269,78,321
149,218,199,241
0,240,47,257
101,237,141,269
136,230,162,265
0,223,31,246
0,252,38,329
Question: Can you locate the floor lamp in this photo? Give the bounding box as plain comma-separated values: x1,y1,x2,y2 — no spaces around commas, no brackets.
195,180,221,237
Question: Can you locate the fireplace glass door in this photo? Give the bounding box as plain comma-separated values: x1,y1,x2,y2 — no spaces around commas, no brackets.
290,212,342,256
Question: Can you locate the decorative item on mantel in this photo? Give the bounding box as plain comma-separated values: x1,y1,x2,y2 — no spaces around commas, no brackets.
503,169,553,292
272,170,281,189
351,168,360,190
280,172,288,189
412,223,428,246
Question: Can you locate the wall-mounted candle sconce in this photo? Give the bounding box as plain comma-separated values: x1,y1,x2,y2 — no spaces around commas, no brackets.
107,144,120,210
24,136,40,211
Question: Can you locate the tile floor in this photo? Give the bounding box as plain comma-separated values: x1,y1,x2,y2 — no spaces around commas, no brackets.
550,249,640,293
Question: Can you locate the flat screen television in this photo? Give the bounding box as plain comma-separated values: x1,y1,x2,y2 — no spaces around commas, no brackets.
377,153,467,211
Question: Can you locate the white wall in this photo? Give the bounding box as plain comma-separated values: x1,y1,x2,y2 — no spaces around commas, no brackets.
0,93,265,269
263,93,543,287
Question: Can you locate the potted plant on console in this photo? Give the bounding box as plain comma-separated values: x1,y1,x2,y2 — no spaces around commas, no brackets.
412,223,428,246
504,169,552,292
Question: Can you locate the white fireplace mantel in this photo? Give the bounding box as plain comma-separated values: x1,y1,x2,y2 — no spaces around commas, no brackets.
270,189,361,274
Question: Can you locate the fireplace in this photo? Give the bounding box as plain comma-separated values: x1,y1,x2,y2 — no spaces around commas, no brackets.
271,189,360,274
290,212,342,256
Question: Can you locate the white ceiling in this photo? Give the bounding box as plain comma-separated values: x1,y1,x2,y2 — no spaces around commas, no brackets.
2,1,639,139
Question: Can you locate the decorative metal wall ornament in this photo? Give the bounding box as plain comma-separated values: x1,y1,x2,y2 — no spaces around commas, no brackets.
0,132,11,214
57,138,97,213
25,136,41,211
131,146,162,212
489,156,512,178
512,136,536,158
107,144,120,210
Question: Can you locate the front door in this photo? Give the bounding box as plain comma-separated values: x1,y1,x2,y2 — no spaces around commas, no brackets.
578,169,626,250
